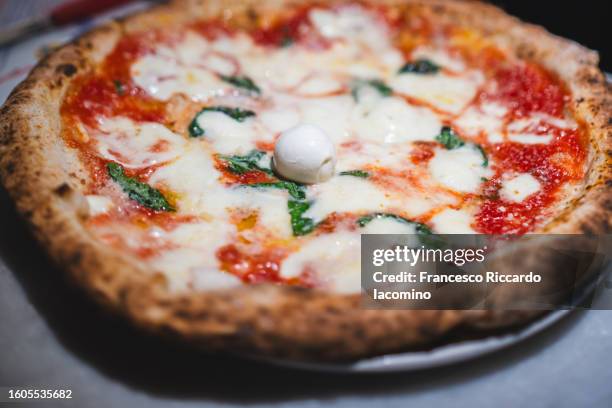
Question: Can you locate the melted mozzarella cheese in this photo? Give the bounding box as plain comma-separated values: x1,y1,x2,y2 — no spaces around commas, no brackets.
131,31,232,101
132,55,226,101
86,195,114,216
411,46,466,72
507,133,552,144
391,71,483,114
280,230,361,294
454,103,507,143
429,145,490,193
500,173,541,202
96,118,186,168
430,208,475,233
232,187,294,238
258,106,301,134
191,266,242,291
507,113,577,132
296,95,354,144
304,175,440,223
351,96,442,143
148,144,223,216
505,113,577,145
293,74,344,96
336,141,413,170
304,176,391,222
195,110,261,155
150,221,235,292
309,6,399,58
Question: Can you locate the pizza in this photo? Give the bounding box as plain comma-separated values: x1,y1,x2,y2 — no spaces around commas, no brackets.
0,0,610,361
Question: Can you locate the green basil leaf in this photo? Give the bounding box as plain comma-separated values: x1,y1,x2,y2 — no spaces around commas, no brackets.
280,35,294,47
188,117,205,137
220,75,261,94
239,180,315,236
350,78,392,101
436,127,488,166
339,170,369,178
435,126,465,149
219,150,273,175
188,106,256,137
288,199,316,236
113,80,125,95
107,162,174,212
477,145,488,167
398,59,440,74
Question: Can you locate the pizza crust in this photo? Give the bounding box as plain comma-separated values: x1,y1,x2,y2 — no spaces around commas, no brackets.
0,0,609,361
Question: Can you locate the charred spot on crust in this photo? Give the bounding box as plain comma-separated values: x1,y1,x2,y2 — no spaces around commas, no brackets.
515,44,536,60
246,8,258,22
351,327,366,339
53,183,72,197
580,223,595,235
68,250,83,266
432,4,444,14
56,63,77,77
586,75,601,85
174,309,193,319
4,160,15,174
117,287,129,304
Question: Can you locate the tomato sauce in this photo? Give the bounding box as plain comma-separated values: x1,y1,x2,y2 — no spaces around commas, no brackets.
483,63,568,119
472,61,586,233
250,5,321,48
410,141,436,164
216,243,312,286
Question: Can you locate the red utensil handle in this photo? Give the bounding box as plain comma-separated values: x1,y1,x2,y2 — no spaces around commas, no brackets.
51,0,135,26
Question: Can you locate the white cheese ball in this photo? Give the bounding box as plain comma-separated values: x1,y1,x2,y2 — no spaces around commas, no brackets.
273,124,337,184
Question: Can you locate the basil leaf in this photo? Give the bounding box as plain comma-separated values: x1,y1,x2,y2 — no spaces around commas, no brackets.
188,106,256,137
242,181,306,200
188,117,205,138
238,180,317,236
219,150,273,175
436,126,465,149
398,59,440,74
280,35,294,47
339,170,369,178
113,80,124,95
220,75,261,95
350,78,392,101
436,127,489,167
477,145,489,167
288,199,316,236
107,162,174,212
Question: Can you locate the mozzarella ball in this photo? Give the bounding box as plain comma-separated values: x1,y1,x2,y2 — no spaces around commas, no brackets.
273,124,337,184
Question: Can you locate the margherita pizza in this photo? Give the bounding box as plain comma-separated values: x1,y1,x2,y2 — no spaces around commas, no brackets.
0,0,610,360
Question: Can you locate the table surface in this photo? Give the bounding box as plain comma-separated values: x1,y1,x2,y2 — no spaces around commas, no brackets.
0,1,611,407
